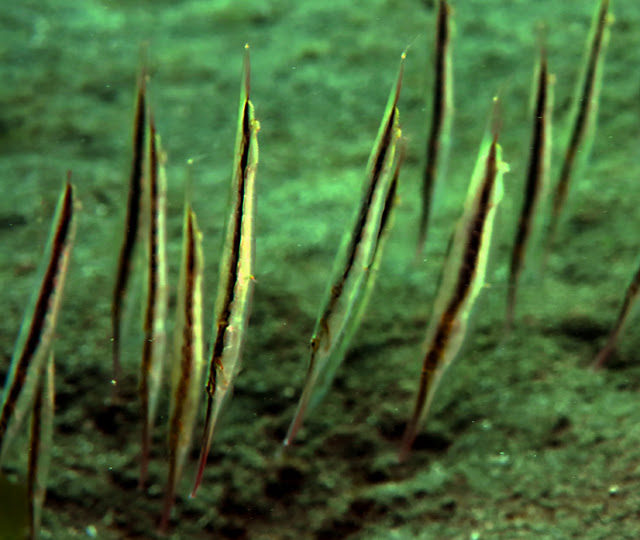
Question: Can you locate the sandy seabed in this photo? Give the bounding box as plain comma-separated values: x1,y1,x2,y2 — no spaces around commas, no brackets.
1,1,640,538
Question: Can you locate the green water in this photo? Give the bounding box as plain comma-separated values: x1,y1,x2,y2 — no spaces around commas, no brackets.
1,1,639,538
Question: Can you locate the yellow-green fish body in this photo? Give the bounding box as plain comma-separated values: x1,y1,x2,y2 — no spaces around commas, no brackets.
400,118,508,461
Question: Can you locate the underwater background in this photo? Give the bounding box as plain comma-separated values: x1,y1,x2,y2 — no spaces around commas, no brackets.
1,0,640,538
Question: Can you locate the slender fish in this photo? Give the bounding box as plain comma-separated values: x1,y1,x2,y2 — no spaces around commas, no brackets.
546,0,611,253
399,104,508,462
417,0,453,257
593,262,640,369
506,48,552,329
282,52,405,449
139,116,169,489
27,352,54,540
160,204,204,532
192,45,259,496
0,181,76,461
112,60,147,387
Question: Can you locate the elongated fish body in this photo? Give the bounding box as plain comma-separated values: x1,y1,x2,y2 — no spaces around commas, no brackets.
547,0,611,252
139,117,169,488
282,53,405,449
112,62,147,387
192,45,259,496
28,351,54,540
506,49,553,329
593,262,640,369
160,204,204,532
418,0,453,256
303,143,403,422
400,116,508,462
0,181,76,462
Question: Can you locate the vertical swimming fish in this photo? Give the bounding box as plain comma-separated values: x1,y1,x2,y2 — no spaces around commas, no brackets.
139,116,169,489
593,262,640,369
546,0,611,253
159,203,204,532
112,60,147,387
417,0,453,257
282,52,405,449
0,181,76,461
27,352,54,540
506,48,552,330
399,103,508,462
191,45,259,496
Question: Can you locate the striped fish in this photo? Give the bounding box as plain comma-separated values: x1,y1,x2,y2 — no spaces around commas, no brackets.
0,181,76,462
282,52,405,449
506,47,553,330
27,351,54,540
593,262,640,369
139,116,169,489
546,0,611,254
399,106,508,462
112,60,147,387
192,45,259,496
159,203,204,532
417,0,453,257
